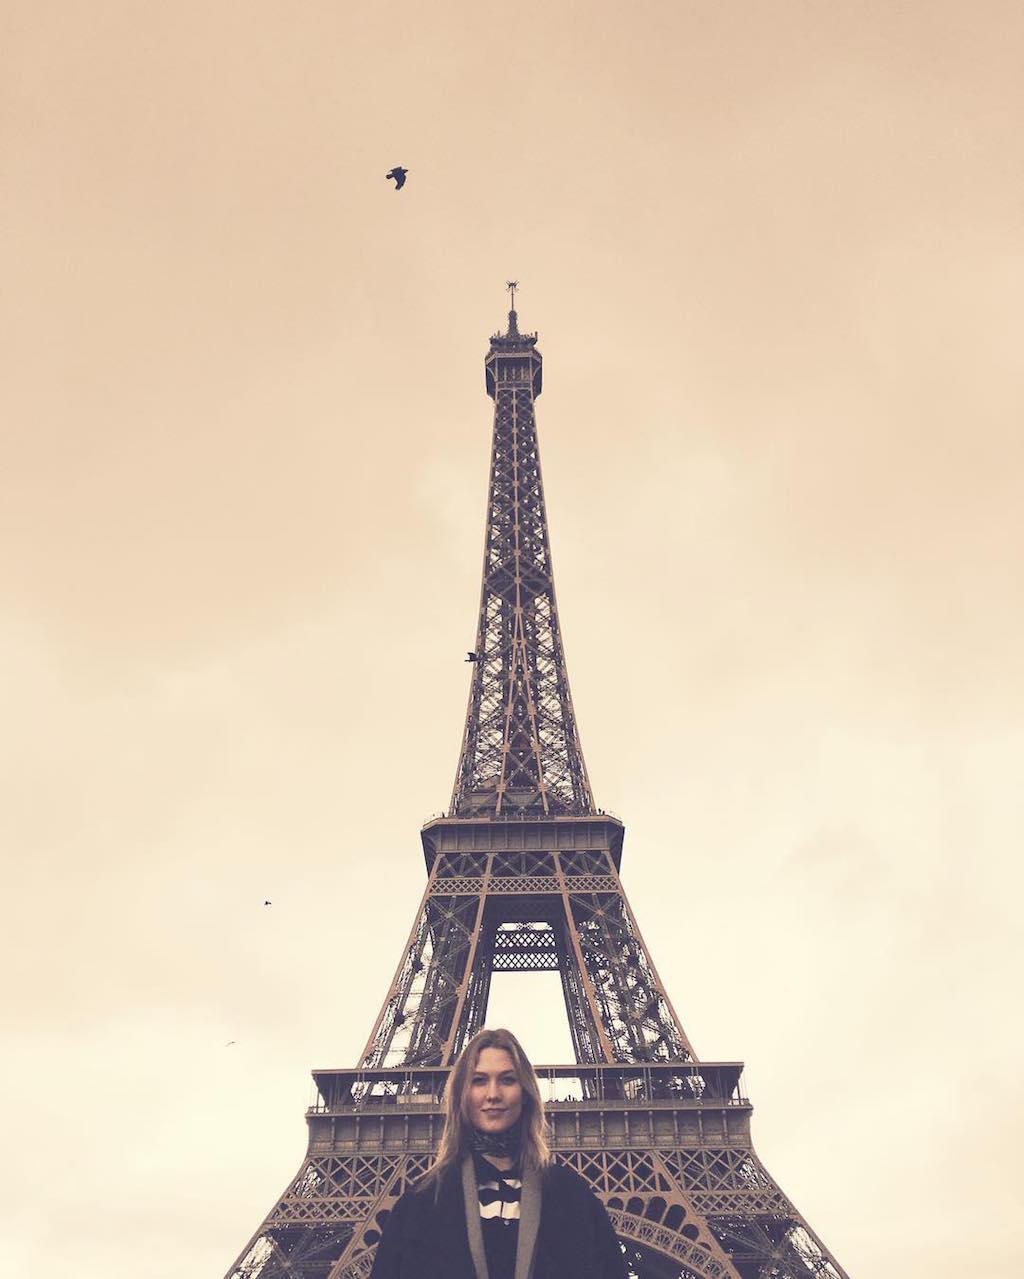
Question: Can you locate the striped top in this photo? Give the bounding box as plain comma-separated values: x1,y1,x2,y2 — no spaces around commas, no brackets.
474,1153,521,1279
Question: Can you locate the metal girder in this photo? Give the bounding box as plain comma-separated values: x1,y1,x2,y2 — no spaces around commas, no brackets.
492,922,561,970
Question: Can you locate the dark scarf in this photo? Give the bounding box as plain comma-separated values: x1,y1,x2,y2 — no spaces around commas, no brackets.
470,1119,522,1160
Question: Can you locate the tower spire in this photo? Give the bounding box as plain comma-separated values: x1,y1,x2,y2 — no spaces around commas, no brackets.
451,287,594,818
505,279,519,336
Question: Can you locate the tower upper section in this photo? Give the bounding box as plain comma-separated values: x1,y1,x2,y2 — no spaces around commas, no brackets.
450,302,595,818
484,306,542,399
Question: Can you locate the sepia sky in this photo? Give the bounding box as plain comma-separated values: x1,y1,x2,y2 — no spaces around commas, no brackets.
2,2,1022,1275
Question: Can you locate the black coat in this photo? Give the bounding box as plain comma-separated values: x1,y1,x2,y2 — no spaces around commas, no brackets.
368,1161,627,1279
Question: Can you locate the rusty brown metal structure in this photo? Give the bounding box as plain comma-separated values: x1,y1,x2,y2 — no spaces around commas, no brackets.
225,296,850,1279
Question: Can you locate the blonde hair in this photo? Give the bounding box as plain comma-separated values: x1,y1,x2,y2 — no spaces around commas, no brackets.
425,1027,551,1188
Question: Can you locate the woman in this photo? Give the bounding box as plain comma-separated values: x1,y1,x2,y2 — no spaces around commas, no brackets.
369,1027,627,1279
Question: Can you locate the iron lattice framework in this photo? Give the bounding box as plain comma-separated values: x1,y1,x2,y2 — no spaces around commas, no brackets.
225,304,850,1279
450,309,593,819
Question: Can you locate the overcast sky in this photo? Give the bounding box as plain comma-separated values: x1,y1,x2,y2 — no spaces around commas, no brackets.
2,2,1022,1275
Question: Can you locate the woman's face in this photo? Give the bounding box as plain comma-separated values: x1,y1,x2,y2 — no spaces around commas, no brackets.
466,1047,524,1134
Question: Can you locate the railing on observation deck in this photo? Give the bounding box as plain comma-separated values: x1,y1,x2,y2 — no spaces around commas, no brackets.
423,810,623,824
308,1062,748,1115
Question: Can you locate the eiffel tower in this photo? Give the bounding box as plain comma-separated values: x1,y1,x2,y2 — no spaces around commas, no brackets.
225,288,850,1279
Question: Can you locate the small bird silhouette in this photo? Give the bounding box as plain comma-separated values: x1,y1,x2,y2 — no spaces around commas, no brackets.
226,1040,237,1047
263,900,272,906
385,166,408,190
465,651,479,662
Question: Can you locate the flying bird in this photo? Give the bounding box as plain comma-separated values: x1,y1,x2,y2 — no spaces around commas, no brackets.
385,166,408,190
465,651,479,662
264,900,272,906
226,1040,237,1047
